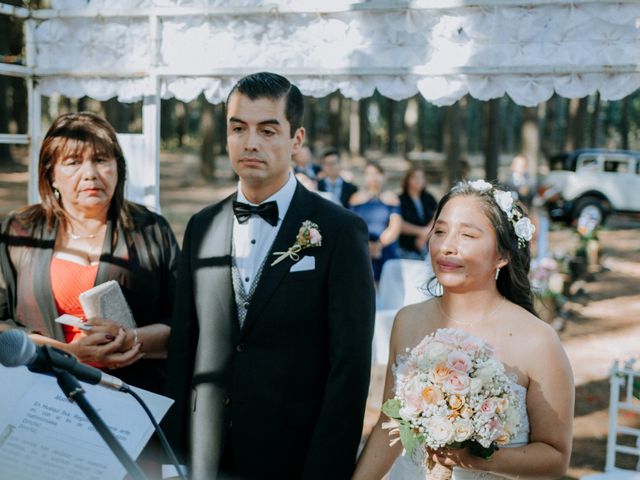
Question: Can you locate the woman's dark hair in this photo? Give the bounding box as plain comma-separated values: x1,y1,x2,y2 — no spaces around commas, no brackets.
226,72,304,137
21,112,132,231
401,166,426,194
428,181,536,315
364,161,384,175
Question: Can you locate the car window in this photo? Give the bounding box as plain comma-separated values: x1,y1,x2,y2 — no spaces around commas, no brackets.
549,153,573,171
603,159,630,173
578,156,600,172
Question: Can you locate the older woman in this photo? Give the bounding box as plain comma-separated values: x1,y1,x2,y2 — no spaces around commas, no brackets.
0,112,179,395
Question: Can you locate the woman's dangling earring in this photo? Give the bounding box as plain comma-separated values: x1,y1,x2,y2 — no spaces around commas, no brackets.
53,188,60,200
495,267,501,280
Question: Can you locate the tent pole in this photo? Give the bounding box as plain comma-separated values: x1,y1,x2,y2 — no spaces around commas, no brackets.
26,17,41,205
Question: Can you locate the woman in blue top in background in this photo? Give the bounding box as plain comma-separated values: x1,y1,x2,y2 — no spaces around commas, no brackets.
350,162,402,282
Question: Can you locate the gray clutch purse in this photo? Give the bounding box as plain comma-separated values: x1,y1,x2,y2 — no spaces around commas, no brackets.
79,280,136,329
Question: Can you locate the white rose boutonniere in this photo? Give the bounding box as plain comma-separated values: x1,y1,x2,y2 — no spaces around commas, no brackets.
271,220,322,266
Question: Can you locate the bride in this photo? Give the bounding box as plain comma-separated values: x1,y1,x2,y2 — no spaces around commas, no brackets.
353,180,574,479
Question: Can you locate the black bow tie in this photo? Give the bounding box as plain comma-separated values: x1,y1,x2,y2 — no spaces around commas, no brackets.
232,200,279,227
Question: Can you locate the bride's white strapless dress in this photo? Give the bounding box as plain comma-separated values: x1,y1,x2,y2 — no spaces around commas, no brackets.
388,383,530,480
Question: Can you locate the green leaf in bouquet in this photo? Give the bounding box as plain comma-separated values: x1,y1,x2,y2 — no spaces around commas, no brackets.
382,398,402,419
399,423,420,456
468,441,499,459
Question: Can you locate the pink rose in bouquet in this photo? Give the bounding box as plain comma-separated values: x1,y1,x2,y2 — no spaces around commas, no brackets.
382,328,522,479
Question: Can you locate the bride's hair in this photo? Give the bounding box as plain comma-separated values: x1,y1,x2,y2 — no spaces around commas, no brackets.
428,180,536,315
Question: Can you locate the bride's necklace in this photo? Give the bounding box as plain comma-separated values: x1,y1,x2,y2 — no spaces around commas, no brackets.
438,296,506,327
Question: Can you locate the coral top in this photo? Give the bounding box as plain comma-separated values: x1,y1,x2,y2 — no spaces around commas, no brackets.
50,257,99,343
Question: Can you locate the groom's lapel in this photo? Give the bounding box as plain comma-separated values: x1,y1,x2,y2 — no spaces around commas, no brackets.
239,184,317,338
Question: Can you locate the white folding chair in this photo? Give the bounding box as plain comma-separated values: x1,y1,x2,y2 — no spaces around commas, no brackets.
372,259,433,364
582,359,640,480
377,259,433,311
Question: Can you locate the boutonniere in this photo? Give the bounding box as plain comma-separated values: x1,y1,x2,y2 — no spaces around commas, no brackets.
271,220,322,266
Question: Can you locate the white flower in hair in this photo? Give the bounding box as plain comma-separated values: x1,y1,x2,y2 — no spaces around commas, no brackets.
493,191,515,218
468,179,492,192
515,217,536,242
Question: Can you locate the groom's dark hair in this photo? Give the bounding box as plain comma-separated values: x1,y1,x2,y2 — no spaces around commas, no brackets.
226,72,304,138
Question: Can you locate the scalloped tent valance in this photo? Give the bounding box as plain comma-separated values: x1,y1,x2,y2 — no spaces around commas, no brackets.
32,0,640,106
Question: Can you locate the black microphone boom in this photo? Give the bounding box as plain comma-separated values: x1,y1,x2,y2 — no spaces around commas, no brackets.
0,329,128,391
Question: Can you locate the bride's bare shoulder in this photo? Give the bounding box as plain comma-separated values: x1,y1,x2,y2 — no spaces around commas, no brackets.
391,298,439,347
501,301,564,354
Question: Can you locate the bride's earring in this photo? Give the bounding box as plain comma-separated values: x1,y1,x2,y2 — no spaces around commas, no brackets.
495,267,501,280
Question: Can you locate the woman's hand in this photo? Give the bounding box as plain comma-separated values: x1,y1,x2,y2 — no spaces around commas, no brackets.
425,446,477,470
66,328,142,369
369,240,383,259
85,317,139,352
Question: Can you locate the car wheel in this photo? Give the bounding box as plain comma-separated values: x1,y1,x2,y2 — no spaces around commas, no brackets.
573,196,607,225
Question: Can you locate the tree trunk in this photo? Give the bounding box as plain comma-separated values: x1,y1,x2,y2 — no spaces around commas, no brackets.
564,98,578,151
504,99,515,154
564,97,588,151
590,92,601,147
215,103,227,155
521,107,539,179
575,97,588,149
200,97,216,179
484,99,500,182
359,98,369,156
329,93,342,149
443,103,461,188
386,98,397,153
175,101,187,148
621,96,630,150
349,99,360,157
404,97,418,154
103,97,129,133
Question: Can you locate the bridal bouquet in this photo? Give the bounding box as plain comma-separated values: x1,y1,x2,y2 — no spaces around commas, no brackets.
382,328,522,479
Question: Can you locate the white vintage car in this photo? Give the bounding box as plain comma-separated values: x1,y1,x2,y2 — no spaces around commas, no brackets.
544,149,640,224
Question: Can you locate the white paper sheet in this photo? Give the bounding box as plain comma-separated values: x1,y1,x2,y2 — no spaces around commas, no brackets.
0,365,173,480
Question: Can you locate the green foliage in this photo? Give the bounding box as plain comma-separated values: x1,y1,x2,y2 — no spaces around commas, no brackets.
382,398,401,418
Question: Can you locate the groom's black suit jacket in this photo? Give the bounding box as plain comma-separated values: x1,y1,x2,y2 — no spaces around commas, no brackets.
165,183,375,479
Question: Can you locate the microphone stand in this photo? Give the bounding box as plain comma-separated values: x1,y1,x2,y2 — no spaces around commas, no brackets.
52,363,147,480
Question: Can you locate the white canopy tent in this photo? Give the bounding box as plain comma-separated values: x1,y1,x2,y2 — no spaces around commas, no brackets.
1,0,639,209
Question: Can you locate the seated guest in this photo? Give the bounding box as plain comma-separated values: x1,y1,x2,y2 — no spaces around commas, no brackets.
349,161,402,282
398,167,438,259
0,112,180,395
318,148,357,208
292,144,321,180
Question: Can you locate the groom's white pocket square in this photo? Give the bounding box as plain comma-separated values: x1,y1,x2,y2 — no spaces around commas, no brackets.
289,255,315,273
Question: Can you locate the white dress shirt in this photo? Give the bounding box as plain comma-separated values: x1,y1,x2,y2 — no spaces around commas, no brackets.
233,172,297,294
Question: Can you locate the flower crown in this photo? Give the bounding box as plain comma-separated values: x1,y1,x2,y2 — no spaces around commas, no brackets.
467,179,535,249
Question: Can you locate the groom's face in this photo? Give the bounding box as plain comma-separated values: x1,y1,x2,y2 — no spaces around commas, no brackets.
226,92,304,194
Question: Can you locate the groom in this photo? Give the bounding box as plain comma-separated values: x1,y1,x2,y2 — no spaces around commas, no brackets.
165,72,375,479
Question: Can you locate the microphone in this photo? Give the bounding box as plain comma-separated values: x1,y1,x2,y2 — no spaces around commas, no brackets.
0,329,129,392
